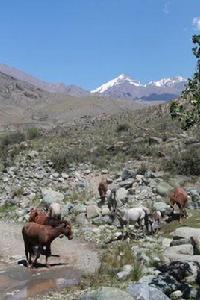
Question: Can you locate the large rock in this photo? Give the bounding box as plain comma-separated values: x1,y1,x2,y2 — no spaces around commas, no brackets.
156,182,173,196
128,283,170,300
87,204,100,219
120,179,134,188
81,287,134,300
116,188,128,202
173,227,200,240
97,287,134,300
75,213,89,226
121,169,136,180
117,264,132,279
164,244,193,260
41,188,64,206
153,202,171,213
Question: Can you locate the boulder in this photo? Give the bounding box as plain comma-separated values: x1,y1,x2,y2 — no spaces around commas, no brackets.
81,287,134,300
164,244,193,259
116,187,128,202
128,283,170,300
121,169,136,181
96,287,134,300
156,182,173,196
153,202,171,213
92,216,112,225
170,238,191,247
117,264,132,279
173,227,200,240
40,188,64,206
150,274,183,297
27,150,38,159
75,213,89,226
120,179,134,189
87,204,100,219
170,290,182,299
101,206,110,216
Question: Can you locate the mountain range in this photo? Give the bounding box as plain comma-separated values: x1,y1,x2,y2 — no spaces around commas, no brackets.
0,64,89,97
0,64,187,102
91,74,187,101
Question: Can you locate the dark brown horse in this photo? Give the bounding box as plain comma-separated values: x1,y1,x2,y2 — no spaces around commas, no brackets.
22,222,73,268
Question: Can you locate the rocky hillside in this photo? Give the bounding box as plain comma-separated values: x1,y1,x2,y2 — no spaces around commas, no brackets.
0,71,144,131
1,101,200,299
0,64,89,96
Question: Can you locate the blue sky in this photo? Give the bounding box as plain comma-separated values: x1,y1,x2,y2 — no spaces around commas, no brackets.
0,0,200,90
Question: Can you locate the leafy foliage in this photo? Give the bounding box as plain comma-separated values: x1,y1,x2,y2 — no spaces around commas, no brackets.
170,34,200,129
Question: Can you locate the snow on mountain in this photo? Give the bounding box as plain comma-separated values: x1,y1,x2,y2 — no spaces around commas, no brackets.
148,76,186,88
91,74,187,102
91,74,144,94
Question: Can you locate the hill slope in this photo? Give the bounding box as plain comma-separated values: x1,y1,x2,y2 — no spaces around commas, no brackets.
0,71,144,130
0,64,89,97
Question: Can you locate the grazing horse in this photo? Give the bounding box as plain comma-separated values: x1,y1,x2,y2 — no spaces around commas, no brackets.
107,188,117,213
169,187,188,222
28,208,70,256
98,179,108,205
117,207,150,238
28,208,67,226
22,222,73,268
145,211,162,234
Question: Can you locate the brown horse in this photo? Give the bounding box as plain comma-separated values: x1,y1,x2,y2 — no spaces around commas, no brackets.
22,222,73,268
98,179,108,204
28,208,67,226
169,187,188,222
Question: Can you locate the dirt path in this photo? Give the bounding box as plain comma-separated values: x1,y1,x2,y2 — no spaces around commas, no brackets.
0,222,100,300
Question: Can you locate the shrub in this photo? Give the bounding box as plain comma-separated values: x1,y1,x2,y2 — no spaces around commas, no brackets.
130,259,143,281
27,127,41,140
116,123,130,133
50,149,86,172
100,242,134,276
164,146,200,175
0,132,25,147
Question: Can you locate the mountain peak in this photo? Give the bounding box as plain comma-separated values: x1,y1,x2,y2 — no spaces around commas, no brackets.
90,74,187,101
148,76,187,87
91,74,142,94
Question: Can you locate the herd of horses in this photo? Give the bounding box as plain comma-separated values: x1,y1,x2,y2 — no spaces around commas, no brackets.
22,183,188,269
98,179,188,234
22,209,73,268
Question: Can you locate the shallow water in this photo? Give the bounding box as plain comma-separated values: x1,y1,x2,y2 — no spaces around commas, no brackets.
0,265,80,300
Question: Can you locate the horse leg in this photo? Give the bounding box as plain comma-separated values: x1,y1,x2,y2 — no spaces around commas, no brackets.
45,244,51,267
31,247,40,268
25,243,31,266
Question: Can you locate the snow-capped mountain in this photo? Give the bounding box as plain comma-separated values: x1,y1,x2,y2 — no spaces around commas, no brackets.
148,76,186,88
91,74,144,93
91,74,187,101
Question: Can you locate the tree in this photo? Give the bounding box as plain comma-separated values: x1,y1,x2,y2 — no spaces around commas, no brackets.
170,34,200,130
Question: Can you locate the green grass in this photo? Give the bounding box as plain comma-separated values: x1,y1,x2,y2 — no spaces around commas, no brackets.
161,209,200,238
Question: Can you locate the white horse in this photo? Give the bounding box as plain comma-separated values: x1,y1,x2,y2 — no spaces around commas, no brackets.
117,207,150,237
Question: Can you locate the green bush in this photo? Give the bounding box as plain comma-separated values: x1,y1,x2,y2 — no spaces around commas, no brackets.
50,149,86,172
116,123,130,133
27,127,41,140
0,132,25,146
164,146,200,175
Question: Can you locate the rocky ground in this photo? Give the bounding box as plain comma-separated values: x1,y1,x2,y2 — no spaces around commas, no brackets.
1,143,200,299
1,105,200,299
